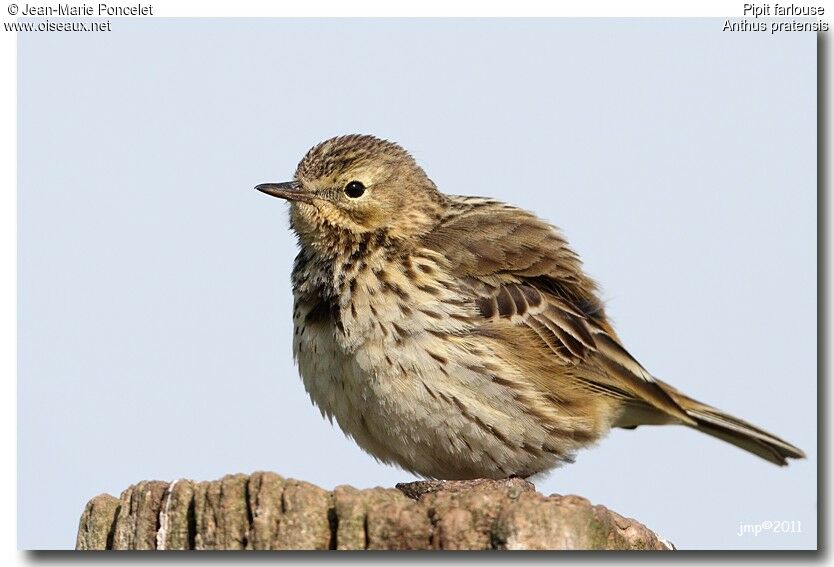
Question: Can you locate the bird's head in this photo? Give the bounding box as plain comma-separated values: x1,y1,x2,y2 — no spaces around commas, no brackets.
257,135,445,253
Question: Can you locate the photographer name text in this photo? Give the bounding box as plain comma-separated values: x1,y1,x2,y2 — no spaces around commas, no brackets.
19,3,152,16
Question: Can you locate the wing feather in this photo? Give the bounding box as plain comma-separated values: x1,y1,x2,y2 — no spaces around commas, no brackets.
421,197,695,425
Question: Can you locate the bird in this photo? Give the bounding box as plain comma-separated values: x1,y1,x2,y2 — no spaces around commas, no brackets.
255,134,805,480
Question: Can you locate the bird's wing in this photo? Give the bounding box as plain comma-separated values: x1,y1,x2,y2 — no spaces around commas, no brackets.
421,196,695,425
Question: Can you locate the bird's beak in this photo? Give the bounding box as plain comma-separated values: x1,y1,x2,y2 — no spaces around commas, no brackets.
255,181,314,204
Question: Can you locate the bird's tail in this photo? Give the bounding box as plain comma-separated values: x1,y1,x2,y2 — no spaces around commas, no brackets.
616,379,806,466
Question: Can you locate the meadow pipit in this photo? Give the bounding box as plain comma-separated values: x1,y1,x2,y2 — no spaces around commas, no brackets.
256,134,804,479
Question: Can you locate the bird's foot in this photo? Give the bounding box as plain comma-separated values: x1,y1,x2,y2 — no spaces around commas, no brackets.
395,477,535,500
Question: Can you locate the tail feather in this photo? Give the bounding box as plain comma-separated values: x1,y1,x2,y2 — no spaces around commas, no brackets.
616,379,806,466
684,405,806,466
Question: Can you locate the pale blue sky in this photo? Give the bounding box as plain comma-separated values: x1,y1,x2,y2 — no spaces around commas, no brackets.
18,19,816,550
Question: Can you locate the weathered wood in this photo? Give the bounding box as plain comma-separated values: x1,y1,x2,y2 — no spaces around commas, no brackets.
76,472,673,551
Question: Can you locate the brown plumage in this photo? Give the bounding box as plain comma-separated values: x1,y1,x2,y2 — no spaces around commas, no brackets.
256,134,804,479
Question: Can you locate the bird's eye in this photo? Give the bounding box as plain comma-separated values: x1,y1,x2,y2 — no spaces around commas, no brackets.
344,181,366,198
